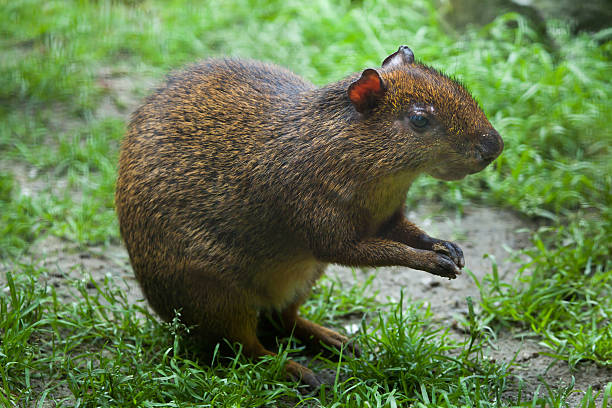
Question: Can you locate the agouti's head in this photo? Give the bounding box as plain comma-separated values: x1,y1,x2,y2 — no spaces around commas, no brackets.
347,45,503,181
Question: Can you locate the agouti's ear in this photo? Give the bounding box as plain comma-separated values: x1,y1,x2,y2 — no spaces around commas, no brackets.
382,45,415,68
347,68,386,114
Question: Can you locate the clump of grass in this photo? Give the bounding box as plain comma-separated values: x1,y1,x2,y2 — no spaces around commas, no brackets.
322,295,509,407
0,264,301,406
0,172,47,258
474,218,612,366
4,267,608,406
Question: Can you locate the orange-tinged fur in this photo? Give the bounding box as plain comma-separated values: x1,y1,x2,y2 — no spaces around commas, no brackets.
253,255,325,310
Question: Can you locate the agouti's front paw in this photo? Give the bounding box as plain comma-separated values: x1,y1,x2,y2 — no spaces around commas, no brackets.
424,251,462,279
431,239,464,269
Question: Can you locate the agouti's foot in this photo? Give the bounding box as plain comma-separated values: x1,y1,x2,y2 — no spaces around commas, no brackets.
294,317,361,357
312,324,362,357
285,360,322,391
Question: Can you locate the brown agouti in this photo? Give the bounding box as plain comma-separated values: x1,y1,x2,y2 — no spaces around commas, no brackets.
115,45,503,387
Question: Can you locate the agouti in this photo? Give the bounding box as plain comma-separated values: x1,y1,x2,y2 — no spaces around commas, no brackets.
115,46,503,387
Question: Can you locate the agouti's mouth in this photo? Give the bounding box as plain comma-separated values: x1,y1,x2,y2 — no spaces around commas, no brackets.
470,158,493,174
428,167,469,181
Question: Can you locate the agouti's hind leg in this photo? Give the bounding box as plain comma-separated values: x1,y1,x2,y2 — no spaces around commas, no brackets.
224,308,321,388
280,297,361,357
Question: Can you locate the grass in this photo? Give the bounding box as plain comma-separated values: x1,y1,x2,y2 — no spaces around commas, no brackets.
3,265,598,407
1,0,611,406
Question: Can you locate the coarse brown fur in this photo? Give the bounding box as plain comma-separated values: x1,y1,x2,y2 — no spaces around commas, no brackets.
115,46,503,387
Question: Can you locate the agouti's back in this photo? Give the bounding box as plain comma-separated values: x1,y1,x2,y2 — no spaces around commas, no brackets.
115,47,503,387
120,59,315,221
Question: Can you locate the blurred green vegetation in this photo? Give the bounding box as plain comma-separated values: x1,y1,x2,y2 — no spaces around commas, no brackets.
0,0,610,405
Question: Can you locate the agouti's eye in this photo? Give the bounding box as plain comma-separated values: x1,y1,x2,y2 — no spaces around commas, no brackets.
409,114,429,128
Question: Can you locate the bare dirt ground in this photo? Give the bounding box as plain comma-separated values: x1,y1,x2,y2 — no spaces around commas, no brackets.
2,72,609,405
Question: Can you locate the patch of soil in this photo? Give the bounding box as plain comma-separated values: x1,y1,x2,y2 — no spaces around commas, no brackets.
22,235,141,308
490,332,611,405
0,161,69,198
95,67,158,121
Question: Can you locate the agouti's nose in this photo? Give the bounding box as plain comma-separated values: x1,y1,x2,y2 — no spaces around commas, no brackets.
477,130,503,163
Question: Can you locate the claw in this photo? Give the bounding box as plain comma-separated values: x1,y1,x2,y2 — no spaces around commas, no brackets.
432,240,464,270
432,241,451,256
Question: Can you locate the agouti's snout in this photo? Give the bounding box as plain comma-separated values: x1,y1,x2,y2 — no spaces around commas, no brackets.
473,129,504,171
478,129,504,163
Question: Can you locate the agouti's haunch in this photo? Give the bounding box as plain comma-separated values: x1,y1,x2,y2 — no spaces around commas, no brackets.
115,46,503,387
